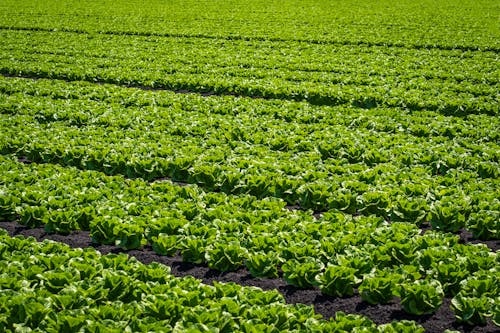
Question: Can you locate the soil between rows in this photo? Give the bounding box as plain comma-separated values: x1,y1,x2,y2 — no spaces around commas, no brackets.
1,221,498,332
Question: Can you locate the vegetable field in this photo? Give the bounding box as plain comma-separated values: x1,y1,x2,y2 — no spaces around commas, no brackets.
0,0,499,332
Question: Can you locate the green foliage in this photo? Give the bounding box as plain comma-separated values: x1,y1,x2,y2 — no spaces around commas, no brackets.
390,197,428,225
282,259,324,288
378,320,425,333
359,275,397,305
45,312,87,333
147,217,186,239
4,233,409,332
449,270,499,326
0,3,497,328
316,265,357,297
451,294,493,325
206,241,248,272
17,205,47,228
398,280,444,315
492,301,500,327
467,210,499,240
151,234,181,256
358,191,391,218
427,260,469,296
429,201,467,233
181,238,207,264
327,190,357,214
114,223,144,250
245,252,279,278
0,190,19,220
43,209,81,234
90,216,121,245
476,162,499,179
330,312,376,332
39,270,76,293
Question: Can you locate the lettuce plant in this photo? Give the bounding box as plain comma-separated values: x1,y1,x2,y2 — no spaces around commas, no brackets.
206,241,247,272
374,241,417,266
114,223,144,250
358,191,391,218
458,274,498,298
298,183,330,211
181,237,206,264
466,210,499,240
429,201,466,233
390,196,428,225
142,295,182,323
492,300,500,327
151,234,181,256
398,280,444,315
329,312,376,332
245,252,279,278
378,320,425,333
146,217,186,239
90,216,121,245
359,275,395,305
476,162,498,179
428,260,468,296
451,294,493,325
17,205,47,228
249,235,279,252
43,209,80,235
44,312,87,333
327,189,357,214
280,241,320,261
333,247,373,275
38,270,76,293
0,190,18,220
282,258,323,288
102,271,141,302
316,265,357,297
9,295,52,328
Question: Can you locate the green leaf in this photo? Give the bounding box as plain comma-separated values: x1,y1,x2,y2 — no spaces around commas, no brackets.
399,280,444,315
181,237,206,264
245,252,279,278
316,265,356,297
151,234,181,256
359,275,394,305
206,241,247,272
282,258,323,288
451,294,493,325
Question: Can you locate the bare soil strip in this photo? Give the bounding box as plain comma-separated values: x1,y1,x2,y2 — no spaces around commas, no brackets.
1,221,497,333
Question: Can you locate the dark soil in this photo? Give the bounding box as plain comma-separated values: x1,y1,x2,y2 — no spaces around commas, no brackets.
285,204,324,220
457,228,500,251
149,177,189,187
419,222,499,252
1,221,498,333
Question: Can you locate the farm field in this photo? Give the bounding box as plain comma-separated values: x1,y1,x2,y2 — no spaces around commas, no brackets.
0,0,499,332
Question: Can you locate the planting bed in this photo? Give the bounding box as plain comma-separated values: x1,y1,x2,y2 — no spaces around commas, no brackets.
2,221,499,333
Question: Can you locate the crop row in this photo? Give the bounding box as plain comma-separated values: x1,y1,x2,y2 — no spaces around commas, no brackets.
0,30,498,115
1,231,432,332
0,77,498,239
1,29,497,86
0,0,498,51
1,155,498,325
1,76,497,142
